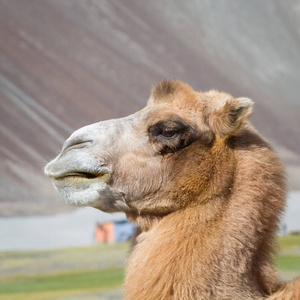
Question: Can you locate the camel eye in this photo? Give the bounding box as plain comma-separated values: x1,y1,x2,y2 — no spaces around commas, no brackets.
161,128,177,138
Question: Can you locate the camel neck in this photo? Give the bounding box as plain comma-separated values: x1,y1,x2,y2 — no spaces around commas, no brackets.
125,197,279,300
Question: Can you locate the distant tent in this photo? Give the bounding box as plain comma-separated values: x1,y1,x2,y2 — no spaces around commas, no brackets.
95,220,135,244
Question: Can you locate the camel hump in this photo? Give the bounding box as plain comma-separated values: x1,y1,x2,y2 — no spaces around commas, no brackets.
268,277,300,300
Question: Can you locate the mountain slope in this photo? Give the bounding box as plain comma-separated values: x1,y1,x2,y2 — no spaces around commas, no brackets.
0,0,299,215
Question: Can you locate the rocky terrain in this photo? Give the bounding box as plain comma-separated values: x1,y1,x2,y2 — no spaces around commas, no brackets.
0,0,299,216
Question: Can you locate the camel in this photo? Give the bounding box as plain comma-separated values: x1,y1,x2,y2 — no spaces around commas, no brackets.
45,80,300,299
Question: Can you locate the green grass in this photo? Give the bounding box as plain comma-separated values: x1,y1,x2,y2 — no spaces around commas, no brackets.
0,268,124,294
277,234,300,252
0,236,299,299
275,234,300,280
276,256,300,271
0,243,129,299
0,242,129,276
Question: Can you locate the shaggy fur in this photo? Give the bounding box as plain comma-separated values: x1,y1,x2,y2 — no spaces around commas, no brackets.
46,80,300,299
124,81,299,299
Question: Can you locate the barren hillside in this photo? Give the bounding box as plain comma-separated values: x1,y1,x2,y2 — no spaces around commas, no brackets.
0,0,299,216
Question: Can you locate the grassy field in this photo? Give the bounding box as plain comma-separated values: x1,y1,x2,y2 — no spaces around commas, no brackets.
0,236,299,300
276,234,300,280
0,269,124,300
0,243,129,300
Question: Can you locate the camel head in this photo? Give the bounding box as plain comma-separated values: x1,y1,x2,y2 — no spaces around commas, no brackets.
45,80,253,222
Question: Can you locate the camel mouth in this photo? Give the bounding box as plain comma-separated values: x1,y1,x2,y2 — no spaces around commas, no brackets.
54,171,107,180
46,167,111,183
46,166,128,212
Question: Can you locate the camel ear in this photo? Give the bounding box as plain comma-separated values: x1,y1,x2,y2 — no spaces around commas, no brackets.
209,97,253,138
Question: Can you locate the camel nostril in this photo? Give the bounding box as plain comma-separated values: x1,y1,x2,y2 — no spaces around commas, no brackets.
63,139,94,151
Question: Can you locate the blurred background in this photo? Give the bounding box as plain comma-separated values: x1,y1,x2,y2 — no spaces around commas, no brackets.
0,1,299,299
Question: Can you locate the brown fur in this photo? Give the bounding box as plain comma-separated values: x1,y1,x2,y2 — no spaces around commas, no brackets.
124,81,299,299
46,80,300,299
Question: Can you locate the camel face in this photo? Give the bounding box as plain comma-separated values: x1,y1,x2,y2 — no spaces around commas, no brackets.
45,80,253,217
